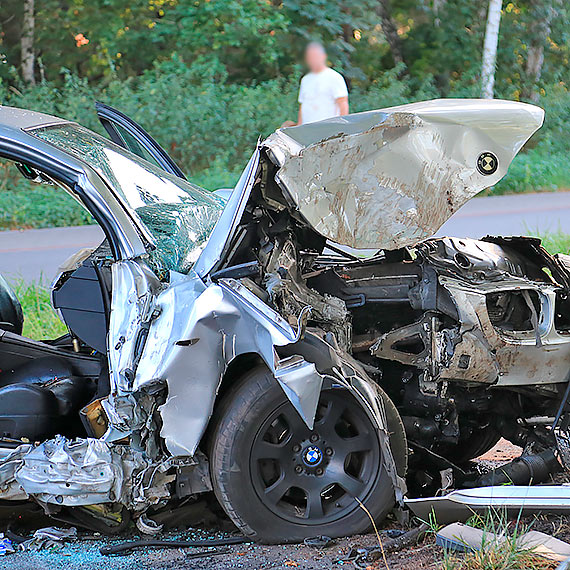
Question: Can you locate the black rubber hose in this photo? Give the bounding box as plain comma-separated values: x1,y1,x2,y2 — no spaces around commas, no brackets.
100,535,248,555
471,449,560,488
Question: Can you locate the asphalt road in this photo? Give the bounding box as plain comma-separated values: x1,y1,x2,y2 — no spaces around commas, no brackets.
0,191,569,284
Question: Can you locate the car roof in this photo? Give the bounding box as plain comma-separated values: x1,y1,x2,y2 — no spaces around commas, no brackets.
0,105,71,132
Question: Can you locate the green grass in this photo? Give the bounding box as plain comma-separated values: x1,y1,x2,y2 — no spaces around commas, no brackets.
529,229,570,256
12,279,68,340
487,149,570,196
429,510,558,570
0,161,94,230
441,533,557,570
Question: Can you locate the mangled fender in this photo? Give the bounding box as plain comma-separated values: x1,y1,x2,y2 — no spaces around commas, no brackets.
279,331,407,501
126,272,322,456
0,436,152,509
105,263,406,506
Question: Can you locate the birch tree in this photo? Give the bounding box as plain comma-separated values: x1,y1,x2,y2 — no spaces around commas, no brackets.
481,0,502,99
21,0,35,84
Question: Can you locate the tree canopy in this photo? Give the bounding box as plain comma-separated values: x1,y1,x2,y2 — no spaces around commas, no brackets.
1,0,567,97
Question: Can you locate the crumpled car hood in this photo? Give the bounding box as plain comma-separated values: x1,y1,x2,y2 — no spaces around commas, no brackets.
263,99,544,250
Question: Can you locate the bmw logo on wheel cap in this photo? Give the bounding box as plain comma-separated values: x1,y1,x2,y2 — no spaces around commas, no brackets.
303,446,323,466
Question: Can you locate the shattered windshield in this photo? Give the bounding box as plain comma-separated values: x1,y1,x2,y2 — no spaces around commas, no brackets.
30,123,224,275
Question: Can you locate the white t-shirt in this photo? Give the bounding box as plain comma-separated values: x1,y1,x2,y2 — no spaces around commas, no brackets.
298,68,348,124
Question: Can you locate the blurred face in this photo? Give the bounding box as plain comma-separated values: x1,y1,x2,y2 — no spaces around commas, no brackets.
305,44,327,73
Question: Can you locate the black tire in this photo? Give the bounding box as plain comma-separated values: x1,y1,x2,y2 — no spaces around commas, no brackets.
209,366,406,543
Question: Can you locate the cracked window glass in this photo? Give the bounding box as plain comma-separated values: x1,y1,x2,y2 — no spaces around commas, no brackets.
30,124,224,276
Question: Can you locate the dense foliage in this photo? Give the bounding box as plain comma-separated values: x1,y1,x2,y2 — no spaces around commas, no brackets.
0,0,568,228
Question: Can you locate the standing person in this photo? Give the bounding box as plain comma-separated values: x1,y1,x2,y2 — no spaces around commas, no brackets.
282,42,349,127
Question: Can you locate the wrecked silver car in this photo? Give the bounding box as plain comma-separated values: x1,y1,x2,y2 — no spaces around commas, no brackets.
0,99,559,542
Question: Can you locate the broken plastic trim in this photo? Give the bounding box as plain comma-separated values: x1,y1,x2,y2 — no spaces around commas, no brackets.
406,486,570,525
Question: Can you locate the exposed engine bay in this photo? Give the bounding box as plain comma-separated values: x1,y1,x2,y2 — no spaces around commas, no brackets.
203,150,570,497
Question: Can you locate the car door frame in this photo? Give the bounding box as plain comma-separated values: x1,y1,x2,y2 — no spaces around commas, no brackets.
0,122,147,261
95,102,187,180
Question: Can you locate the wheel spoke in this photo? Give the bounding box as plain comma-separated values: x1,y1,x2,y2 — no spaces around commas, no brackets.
251,440,288,462
318,398,346,428
327,461,365,497
264,472,290,506
305,488,324,519
249,390,382,525
326,428,375,460
337,473,365,497
282,408,310,439
345,431,375,453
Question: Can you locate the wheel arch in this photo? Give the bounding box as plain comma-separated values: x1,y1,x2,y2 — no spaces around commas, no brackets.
203,332,407,485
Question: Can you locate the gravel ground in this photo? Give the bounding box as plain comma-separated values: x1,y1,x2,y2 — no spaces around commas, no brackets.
0,438,566,570
0,527,442,570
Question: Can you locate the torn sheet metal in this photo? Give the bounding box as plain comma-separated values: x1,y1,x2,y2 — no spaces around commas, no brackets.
406,486,570,525
0,436,208,511
0,436,149,508
0,444,33,501
194,150,260,278
280,331,407,502
273,355,322,428
108,260,161,396
263,99,543,250
134,272,322,456
439,276,570,387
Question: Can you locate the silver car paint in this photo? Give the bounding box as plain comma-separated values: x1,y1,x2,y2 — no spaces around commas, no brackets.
406,486,570,524
132,271,322,456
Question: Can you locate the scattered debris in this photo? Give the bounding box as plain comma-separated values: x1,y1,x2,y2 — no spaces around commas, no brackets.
437,521,570,563
303,535,334,548
406,485,570,524
341,524,429,567
0,534,14,556
20,526,78,552
0,526,78,556
382,524,429,554
135,514,164,535
99,534,248,556
183,547,232,560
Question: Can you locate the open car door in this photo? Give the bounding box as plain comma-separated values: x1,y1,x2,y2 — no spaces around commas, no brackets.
95,102,187,180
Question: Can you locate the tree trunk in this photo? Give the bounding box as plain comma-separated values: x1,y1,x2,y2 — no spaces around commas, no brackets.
521,0,555,102
21,0,35,85
433,0,447,27
377,0,404,66
481,0,502,99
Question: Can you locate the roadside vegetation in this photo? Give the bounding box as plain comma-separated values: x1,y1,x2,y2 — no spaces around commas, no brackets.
0,1,568,230
0,72,567,230
14,279,68,339
533,230,570,256
434,510,560,570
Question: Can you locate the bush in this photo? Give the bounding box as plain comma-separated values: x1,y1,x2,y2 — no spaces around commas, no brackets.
0,61,568,229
